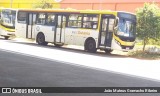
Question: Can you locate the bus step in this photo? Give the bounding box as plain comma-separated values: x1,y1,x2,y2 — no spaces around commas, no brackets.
55,42,64,45
99,46,111,49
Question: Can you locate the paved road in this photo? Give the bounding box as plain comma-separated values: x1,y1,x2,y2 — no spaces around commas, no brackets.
0,50,160,96
1,50,160,87
0,39,160,81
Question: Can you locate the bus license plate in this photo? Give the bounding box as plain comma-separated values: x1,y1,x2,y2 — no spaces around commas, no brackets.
126,47,130,50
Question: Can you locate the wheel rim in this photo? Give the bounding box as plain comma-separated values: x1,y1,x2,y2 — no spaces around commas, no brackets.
86,40,96,52
37,34,44,44
88,42,94,50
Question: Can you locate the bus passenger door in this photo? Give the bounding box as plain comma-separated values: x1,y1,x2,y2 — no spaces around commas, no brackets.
98,15,115,48
54,15,66,44
27,13,36,39
15,12,27,38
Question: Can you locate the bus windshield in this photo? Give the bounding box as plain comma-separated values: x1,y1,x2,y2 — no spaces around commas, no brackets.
117,19,136,37
116,12,136,38
1,9,16,28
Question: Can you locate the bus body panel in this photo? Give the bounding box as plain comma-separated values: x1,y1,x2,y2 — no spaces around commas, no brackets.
111,38,122,50
34,25,55,42
15,23,26,38
0,26,14,36
15,9,136,52
64,28,99,47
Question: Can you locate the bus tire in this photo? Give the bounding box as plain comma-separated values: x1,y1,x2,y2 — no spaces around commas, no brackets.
85,39,97,53
4,36,9,40
104,49,113,53
36,33,48,45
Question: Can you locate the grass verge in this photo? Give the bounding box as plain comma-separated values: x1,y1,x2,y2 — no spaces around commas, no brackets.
128,50,160,60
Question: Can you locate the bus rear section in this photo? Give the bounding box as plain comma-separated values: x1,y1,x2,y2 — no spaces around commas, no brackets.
0,8,16,39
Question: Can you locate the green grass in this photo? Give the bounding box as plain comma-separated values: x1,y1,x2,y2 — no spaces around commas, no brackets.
128,50,160,60
128,43,160,60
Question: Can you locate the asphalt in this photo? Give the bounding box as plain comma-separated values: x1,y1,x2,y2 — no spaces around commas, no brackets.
1,39,160,81
0,49,160,96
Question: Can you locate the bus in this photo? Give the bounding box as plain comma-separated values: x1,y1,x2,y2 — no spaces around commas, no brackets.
0,8,16,39
15,9,136,53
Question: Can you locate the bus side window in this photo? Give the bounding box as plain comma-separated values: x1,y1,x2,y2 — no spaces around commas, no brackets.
68,14,82,28
92,17,98,29
82,14,98,29
37,13,46,25
17,12,27,24
108,19,115,32
83,17,91,28
46,13,55,26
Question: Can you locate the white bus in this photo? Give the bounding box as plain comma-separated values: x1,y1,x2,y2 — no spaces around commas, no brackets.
0,8,16,39
15,9,136,53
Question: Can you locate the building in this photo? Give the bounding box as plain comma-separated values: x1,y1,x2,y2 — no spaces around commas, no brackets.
61,0,160,13
0,0,60,8
0,0,160,13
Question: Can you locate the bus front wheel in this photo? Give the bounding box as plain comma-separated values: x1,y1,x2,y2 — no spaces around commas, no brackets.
36,33,48,45
85,39,97,53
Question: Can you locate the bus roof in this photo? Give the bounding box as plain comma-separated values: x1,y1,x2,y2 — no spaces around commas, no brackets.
17,8,118,14
16,8,135,16
0,8,17,11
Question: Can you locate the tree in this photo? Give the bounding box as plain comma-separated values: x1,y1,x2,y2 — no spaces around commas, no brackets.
33,0,53,9
136,3,160,51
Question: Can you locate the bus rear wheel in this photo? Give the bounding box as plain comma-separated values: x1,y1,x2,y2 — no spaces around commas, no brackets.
36,33,48,45
85,39,97,53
